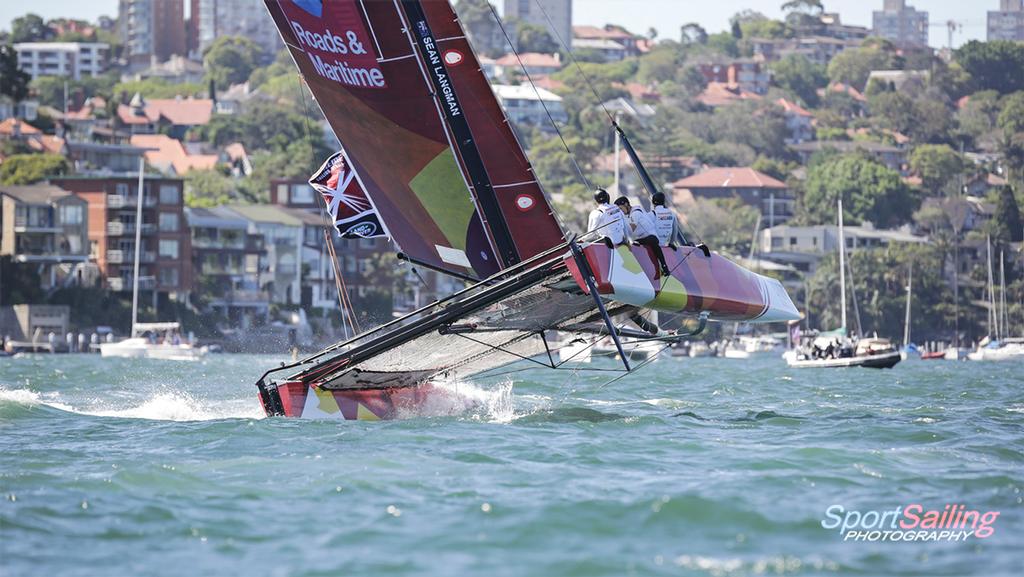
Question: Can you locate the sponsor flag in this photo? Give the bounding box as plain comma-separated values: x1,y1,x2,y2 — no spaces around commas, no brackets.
309,151,386,239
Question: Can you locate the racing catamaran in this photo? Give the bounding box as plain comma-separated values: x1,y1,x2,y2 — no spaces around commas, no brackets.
255,0,800,420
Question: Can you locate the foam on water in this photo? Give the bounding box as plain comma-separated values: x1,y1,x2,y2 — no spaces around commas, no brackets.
0,386,263,422
396,378,517,422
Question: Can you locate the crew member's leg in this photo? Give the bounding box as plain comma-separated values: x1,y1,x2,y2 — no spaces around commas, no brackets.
636,235,670,275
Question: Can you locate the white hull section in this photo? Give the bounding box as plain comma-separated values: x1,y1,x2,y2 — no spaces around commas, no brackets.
98,338,206,361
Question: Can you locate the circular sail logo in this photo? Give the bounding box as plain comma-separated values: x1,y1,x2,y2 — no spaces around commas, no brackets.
515,194,535,212
444,50,464,66
346,222,378,237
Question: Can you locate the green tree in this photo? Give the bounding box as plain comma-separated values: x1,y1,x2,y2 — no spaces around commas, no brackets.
954,40,1024,95
185,169,236,207
909,144,962,195
771,54,827,106
0,44,31,103
454,0,505,57
807,245,955,340
957,90,1002,143
515,22,558,53
997,91,1024,137
680,23,708,45
731,11,788,39
203,36,263,90
827,46,897,89
0,153,69,185
711,100,789,159
991,185,1023,243
802,153,915,227
781,0,824,35
706,32,739,57
636,44,683,84
682,197,760,256
10,13,48,43
111,77,203,100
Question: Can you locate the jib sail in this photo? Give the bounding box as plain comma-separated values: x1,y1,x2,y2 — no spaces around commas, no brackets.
264,0,565,278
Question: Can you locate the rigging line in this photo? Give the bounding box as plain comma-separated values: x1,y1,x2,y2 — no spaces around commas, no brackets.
594,342,673,391
297,73,358,334
486,2,592,191
530,0,615,125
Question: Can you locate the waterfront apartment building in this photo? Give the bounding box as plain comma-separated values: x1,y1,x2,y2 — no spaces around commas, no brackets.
14,43,109,80
185,206,269,325
504,0,572,48
51,176,192,301
118,0,187,68
0,184,90,289
492,84,567,131
872,0,929,48
988,0,1024,41
759,223,927,274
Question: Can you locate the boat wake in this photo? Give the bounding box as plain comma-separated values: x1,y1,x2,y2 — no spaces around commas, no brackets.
398,379,516,422
0,386,264,422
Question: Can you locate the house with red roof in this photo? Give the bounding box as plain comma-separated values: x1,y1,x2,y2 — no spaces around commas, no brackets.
671,167,794,226
494,52,563,78
129,134,218,175
116,94,214,139
696,82,763,108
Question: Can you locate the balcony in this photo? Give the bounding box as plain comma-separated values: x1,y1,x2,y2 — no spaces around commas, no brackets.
108,276,157,291
107,222,157,236
13,216,60,233
107,194,157,209
192,237,246,250
106,249,155,264
200,262,245,275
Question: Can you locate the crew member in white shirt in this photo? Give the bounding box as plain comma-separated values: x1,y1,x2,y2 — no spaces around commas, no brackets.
586,188,627,248
614,196,671,276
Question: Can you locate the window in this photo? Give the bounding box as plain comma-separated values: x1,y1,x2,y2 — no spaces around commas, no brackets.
789,237,797,246
159,267,179,288
90,241,98,259
159,184,180,205
115,183,129,196
159,212,179,232
276,184,288,203
290,184,314,204
60,204,83,225
159,239,179,259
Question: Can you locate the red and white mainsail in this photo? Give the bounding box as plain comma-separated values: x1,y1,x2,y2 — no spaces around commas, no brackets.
265,0,565,278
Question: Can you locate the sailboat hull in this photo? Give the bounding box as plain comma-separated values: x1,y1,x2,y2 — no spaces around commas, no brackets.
260,381,478,420
784,350,902,369
566,244,800,322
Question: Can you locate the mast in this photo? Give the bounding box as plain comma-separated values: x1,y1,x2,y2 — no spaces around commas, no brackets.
904,263,912,348
1000,250,1007,339
986,235,995,338
131,156,144,337
612,112,621,196
838,198,847,332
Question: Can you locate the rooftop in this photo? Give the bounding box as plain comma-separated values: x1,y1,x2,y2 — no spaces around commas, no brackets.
129,134,218,175
185,206,250,229
223,204,304,226
494,52,562,68
117,95,214,126
672,167,787,189
0,118,42,136
492,84,563,102
0,184,74,205
696,82,763,107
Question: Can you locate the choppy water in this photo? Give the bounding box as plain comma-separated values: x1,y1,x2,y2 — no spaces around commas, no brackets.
1,353,1021,576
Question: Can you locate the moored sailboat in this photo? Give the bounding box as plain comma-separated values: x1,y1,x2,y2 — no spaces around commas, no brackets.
784,199,900,369
254,0,799,419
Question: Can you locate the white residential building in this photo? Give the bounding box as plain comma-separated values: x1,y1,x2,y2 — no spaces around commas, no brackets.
14,43,109,80
492,84,567,131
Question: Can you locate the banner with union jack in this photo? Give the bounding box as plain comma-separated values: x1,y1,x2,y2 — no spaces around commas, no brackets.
308,151,387,239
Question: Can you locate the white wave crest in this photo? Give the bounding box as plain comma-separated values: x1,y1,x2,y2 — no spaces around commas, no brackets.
0,386,263,422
